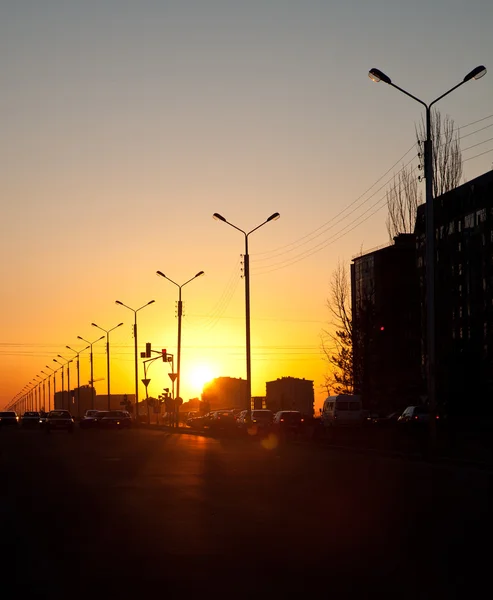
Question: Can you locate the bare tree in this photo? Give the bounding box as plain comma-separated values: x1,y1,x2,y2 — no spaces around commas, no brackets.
417,109,463,198
386,108,462,240
322,261,354,395
386,165,420,240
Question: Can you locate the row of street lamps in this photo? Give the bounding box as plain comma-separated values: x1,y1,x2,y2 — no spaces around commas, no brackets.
5,63,487,433
8,211,280,418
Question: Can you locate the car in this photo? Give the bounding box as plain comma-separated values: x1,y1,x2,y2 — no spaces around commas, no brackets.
397,405,440,428
0,411,19,428
21,411,41,428
272,411,305,435
79,409,104,429
206,410,237,435
186,412,214,430
98,410,133,429
45,410,75,434
367,411,400,426
237,409,274,435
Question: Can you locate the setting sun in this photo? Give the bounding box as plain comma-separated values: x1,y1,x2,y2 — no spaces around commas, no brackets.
188,365,214,393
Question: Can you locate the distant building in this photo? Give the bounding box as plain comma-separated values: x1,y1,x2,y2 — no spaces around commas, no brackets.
415,170,493,417
202,377,248,411
252,396,267,410
265,377,314,417
351,233,422,414
54,388,134,416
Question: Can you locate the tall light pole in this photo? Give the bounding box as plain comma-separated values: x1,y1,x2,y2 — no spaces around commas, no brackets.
156,271,204,427
213,212,280,415
45,365,59,411
41,370,52,412
55,356,73,411
115,299,155,421
77,335,105,409
35,375,44,411
368,65,487,448
66,345,90,417
91,322,124,410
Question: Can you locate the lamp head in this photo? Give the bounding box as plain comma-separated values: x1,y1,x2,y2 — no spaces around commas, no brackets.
267,212,280,222
463,65,487,82
368,68,392,84
156,271,166,278
115,300,123,306
213,213,226,222
195,271,205,278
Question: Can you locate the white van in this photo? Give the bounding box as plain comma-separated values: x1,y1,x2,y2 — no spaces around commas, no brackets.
321,395,364,427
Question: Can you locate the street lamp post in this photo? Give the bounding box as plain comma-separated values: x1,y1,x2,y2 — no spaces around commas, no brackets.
77,335,105,409
44,365,59,411
91,322,124,410
55,356,73,411
41,370,52,412
115,300,155,421
35,375,44,411
156,272,204,427
368,65,487,449
66,345,90,417
213,212,280,416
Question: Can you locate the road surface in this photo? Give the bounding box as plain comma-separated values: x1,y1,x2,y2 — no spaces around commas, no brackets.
1,427,491,598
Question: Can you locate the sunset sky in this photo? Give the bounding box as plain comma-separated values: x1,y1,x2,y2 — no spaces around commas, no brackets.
1,0,492,412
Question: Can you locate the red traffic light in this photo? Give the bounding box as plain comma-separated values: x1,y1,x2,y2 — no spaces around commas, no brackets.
162,349,167,362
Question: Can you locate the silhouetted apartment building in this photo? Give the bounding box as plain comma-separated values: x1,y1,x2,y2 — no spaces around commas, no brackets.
202,377,248,411
351,233,422,414
415,170,493,417
265,377,314,417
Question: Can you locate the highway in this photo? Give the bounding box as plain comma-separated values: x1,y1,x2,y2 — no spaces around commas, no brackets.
1,427,491,598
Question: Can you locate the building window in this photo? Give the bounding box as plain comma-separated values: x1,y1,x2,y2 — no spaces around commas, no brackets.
458,220,462,232
459,307,463,318
458,263,463,276
465,213,475,229
477,208,487,224
458,242,462,252
484,323,488,338
459,327,463,338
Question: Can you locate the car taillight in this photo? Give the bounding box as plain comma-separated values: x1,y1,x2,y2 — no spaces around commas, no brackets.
414,416,419,420
280,418,284,422
301,418,304,423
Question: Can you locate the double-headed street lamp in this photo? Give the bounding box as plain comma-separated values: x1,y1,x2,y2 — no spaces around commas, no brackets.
156,271,204,426
115,299,155,419
66,345,90,417
54,355,73,411
77,335,105,409
213,212,280,415
368,65,487,447
91,322,124,410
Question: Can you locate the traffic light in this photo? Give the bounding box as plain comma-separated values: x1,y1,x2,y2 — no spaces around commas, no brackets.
145,342,151,358
162,349,167,362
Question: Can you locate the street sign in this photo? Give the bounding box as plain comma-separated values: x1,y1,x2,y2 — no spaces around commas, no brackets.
168,373,177,382
142,378,151,387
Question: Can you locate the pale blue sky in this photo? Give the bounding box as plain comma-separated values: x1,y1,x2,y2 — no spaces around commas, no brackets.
1,0,492,408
